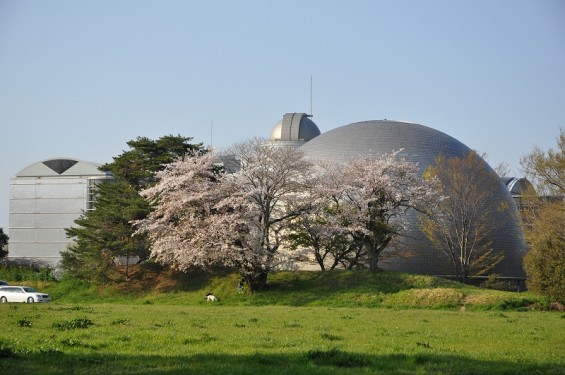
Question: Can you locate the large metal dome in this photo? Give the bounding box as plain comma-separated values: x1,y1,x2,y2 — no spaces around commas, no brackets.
300,120,526,278
300,120,470,168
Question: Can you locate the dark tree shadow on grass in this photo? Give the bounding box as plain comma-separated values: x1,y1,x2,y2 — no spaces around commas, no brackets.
1,349,561,375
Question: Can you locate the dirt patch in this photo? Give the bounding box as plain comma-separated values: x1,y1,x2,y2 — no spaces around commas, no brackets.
112,264,182,293
111,264,232,294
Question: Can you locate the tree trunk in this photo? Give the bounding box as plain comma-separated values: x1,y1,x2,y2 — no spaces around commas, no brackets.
368,249,379,272
367,239,383,273
315,252,326,271
125,249,130,281
245,270,269,293
461,267,469,284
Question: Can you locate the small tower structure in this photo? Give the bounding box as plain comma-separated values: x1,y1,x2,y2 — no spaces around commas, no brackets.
270,113,321,148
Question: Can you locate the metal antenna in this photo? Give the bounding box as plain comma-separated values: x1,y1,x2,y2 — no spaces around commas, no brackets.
210,120,213,149
310,75,313,117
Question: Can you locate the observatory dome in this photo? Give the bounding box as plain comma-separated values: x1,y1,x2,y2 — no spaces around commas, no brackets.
300,120,526,278
502,177,536,197
270,113,321,148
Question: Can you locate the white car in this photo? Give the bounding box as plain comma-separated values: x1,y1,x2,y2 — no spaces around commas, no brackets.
0,286,51,303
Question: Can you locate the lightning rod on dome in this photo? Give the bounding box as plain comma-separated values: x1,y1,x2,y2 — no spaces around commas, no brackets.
309,75,313,118
209,120,214,151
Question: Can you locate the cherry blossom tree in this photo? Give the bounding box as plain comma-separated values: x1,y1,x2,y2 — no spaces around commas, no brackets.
135,152,230,269
136,139,316,292
286,161,363,271
220,138,316,290
286,205,363,271
290,152,437,272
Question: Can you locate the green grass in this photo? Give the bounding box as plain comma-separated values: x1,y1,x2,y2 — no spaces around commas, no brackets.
0,304,563,374
0,265,55,284
0,270,563,373
15,269,540,310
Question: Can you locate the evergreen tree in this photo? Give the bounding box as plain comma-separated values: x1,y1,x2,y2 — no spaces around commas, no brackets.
62,181,152,281
61,134,204,281
101,134,203,188
0,228,8,258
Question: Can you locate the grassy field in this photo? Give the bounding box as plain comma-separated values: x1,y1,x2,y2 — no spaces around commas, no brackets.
0,270,564,374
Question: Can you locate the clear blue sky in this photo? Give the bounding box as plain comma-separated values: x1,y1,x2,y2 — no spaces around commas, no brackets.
1,0,564,233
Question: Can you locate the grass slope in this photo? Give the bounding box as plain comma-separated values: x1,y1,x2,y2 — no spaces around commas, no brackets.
11,268,542,310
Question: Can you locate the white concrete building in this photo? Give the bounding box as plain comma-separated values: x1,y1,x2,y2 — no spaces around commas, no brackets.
8,158,112,266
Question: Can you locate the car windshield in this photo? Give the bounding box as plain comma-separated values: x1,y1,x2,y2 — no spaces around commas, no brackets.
22,287,37,293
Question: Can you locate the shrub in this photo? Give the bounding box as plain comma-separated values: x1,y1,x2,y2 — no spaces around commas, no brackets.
523,202,565,304
0,259,56,282
17,318,32,328
480,274,519,292
489,298,534,311
52,318,94,330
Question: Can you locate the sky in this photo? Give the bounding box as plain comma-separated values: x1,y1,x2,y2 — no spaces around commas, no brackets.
1,0,564,233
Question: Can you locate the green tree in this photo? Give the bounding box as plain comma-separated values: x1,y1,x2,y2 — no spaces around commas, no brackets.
101,134,204,188
0,228,8,258
61,134,204,281
521,128,565,302
61,181,152,282
520,128,565,195
522,201,565,303
421,152,504,283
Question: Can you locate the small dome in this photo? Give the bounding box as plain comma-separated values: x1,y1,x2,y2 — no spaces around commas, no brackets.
270,113,321,142
501,177,536,196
